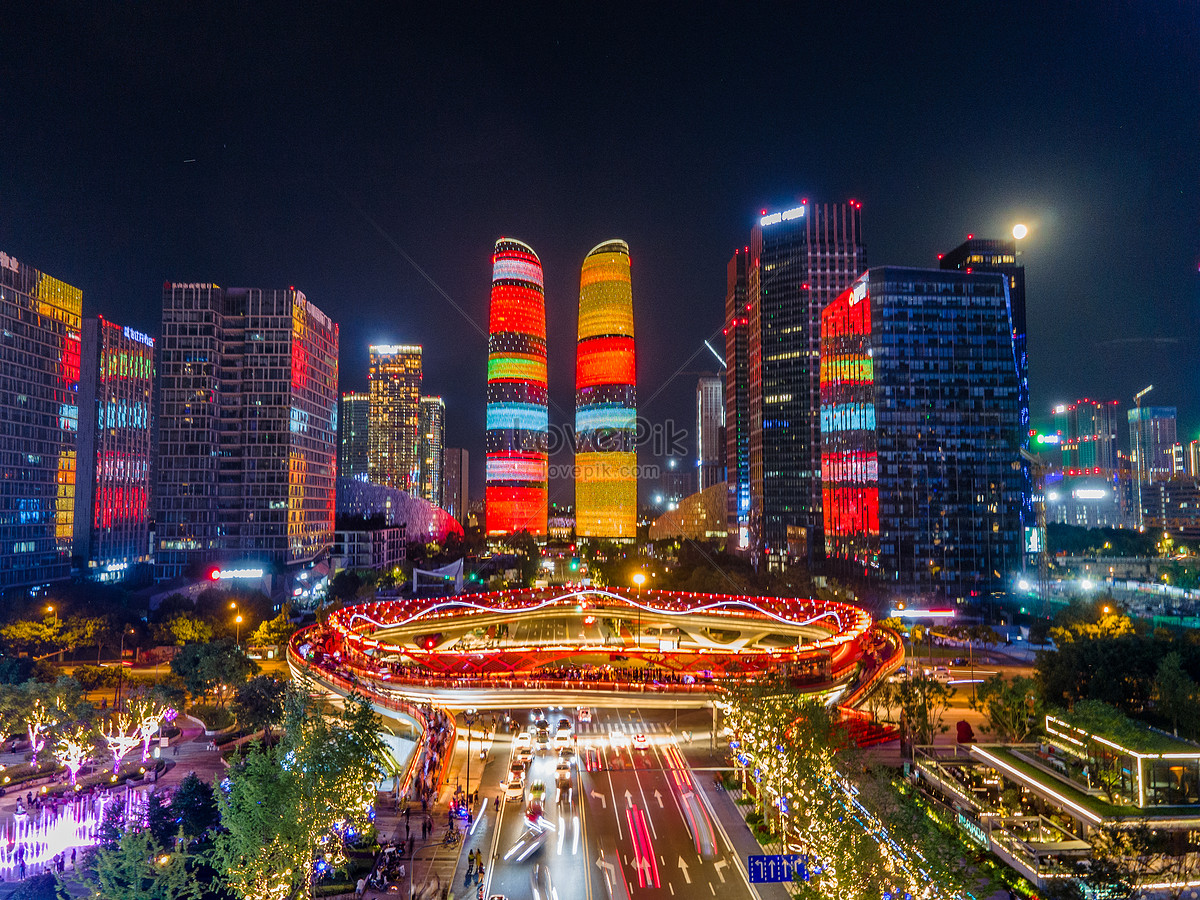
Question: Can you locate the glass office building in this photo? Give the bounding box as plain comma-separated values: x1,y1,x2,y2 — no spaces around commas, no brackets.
821,267,1022,598
749,201,865,565
724,249,752,551
0,251,81,593
418,395,445,508
74,315,154,582
368,344,423,493
156,284,338,581
338,391,370,481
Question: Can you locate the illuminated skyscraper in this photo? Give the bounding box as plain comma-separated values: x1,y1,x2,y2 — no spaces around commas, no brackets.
820,268,1022,598
749,201,865,565
74,315,154,582
0,251,81,592
575,239,637,541
724,249,752,551
444,448,469,524
486,238,548,536
156,284,338,581
696,374,724,492
418,395,445,507
338,391,369,481
368,344,422,492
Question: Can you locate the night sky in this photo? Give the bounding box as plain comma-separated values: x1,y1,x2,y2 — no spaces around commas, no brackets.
3,3,1198,501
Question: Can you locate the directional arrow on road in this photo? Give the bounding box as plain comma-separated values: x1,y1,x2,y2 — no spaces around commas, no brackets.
653,789,664,808
713,860,728,883
677,856,692,884
596,855,615,879
590,789,606,809
625,789,634,808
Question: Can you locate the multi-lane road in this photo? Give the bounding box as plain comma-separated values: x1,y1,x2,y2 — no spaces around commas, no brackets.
472,706,753,900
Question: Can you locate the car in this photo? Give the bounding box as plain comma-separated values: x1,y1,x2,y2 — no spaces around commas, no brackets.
558,747,574,766
516,745,533,764
632,733,649,750
577,707,592,724
557,717,571,732
536,727,550,748
515,731,532,749
530,863,558,900
504,776,525,802
531,708,545,722
554,728,571,749
509,760,527,781
555,761,572,784
609,730,629,748
534,718,550,731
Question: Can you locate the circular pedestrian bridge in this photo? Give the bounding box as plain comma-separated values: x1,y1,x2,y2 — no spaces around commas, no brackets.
289,587,873,710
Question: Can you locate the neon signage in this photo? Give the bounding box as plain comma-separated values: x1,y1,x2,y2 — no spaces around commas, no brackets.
759,206,806,227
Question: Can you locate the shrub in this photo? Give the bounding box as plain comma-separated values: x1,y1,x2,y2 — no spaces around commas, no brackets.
188,703,235,730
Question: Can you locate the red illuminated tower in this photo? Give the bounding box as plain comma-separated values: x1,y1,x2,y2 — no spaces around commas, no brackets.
486,238,548,536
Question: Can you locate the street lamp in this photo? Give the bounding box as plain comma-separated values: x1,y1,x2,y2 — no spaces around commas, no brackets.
46,606,57,628
632,573,645,647
463,707,479,813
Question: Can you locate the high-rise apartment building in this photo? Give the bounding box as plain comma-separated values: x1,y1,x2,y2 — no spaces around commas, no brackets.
155,284,337,581
368,345,422,492
748,201,865,564
696,374,725,492
724,249,752,551
418,395,445,508
575,239,637,541
443,448,469,524
1054,399,1121,473
338,391,369,481
821,268,1022,598
74,316,154,582
486,239,548,536
0,251,81,593
1129,405,1177,528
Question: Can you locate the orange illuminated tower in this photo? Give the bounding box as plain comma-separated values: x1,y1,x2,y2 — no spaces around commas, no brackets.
486,238,548,536
575,239,637,540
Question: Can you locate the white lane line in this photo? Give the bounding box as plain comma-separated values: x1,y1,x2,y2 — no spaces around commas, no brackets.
710,882,716,894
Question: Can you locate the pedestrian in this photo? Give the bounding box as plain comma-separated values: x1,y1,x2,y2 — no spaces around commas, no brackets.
70,848,76,867
355,875,365,898
404,805,411,823
172,743,179,758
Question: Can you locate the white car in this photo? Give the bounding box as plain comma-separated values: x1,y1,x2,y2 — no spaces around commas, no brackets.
577,707,592,724
554,728,571,749
516,731,532,749
609,730,629,748
632,733,649,750
555,761,572,784
504,776,525,802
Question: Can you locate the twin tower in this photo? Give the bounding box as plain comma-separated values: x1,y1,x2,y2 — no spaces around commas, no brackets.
485,238,636,540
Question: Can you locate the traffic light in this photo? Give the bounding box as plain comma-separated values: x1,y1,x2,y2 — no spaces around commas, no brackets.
569,558,580,571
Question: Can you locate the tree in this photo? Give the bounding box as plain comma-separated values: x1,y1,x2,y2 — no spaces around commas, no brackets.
54,723,99,784
233,675,287,743
891,674,955,745
143,790,176,850
170,640,258,707
249,610,295,648
213,688,388,900
169,773,219,842
975,674,1044,742
73,665,120,698
0,617,61,657
151,615,213,647
1153,651,1198,737
82,824,202,900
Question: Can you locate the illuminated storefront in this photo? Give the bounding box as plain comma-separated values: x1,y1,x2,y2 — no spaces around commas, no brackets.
74,316,154,582
820,268,1022,598
575,240,636,540
486,238,548,536
0,252,82,591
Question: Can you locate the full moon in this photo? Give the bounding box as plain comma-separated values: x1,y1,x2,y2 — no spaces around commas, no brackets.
1012,223,1028,240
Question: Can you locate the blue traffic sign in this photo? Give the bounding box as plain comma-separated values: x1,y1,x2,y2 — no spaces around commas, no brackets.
748,854,809,883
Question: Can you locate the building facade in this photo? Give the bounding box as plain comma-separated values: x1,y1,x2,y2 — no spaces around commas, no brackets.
724,249,752,551
575,239,637,541
1129,405,1177,528
338,391,369,481
0,251,81,593
368,344,422,492
155,284,338,581
749,201,865,565
443,448,468,524
696,374,725,492
333,524,407,573
418,395,445,508
74,316,154,582
485,238,548,536
1054,399,1120,474
820,268,1022,598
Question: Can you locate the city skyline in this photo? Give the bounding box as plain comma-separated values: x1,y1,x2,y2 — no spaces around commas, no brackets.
2,4,1196,499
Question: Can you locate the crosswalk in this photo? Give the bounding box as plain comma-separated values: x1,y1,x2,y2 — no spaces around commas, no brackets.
572,720,672,736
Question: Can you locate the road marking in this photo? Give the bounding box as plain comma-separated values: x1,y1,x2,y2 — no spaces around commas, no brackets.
710,882,716,894
590,789,607,809
713,859,728,883
678,856,692,884
625,789,634,808
653,789,664,808
670,884,675,895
